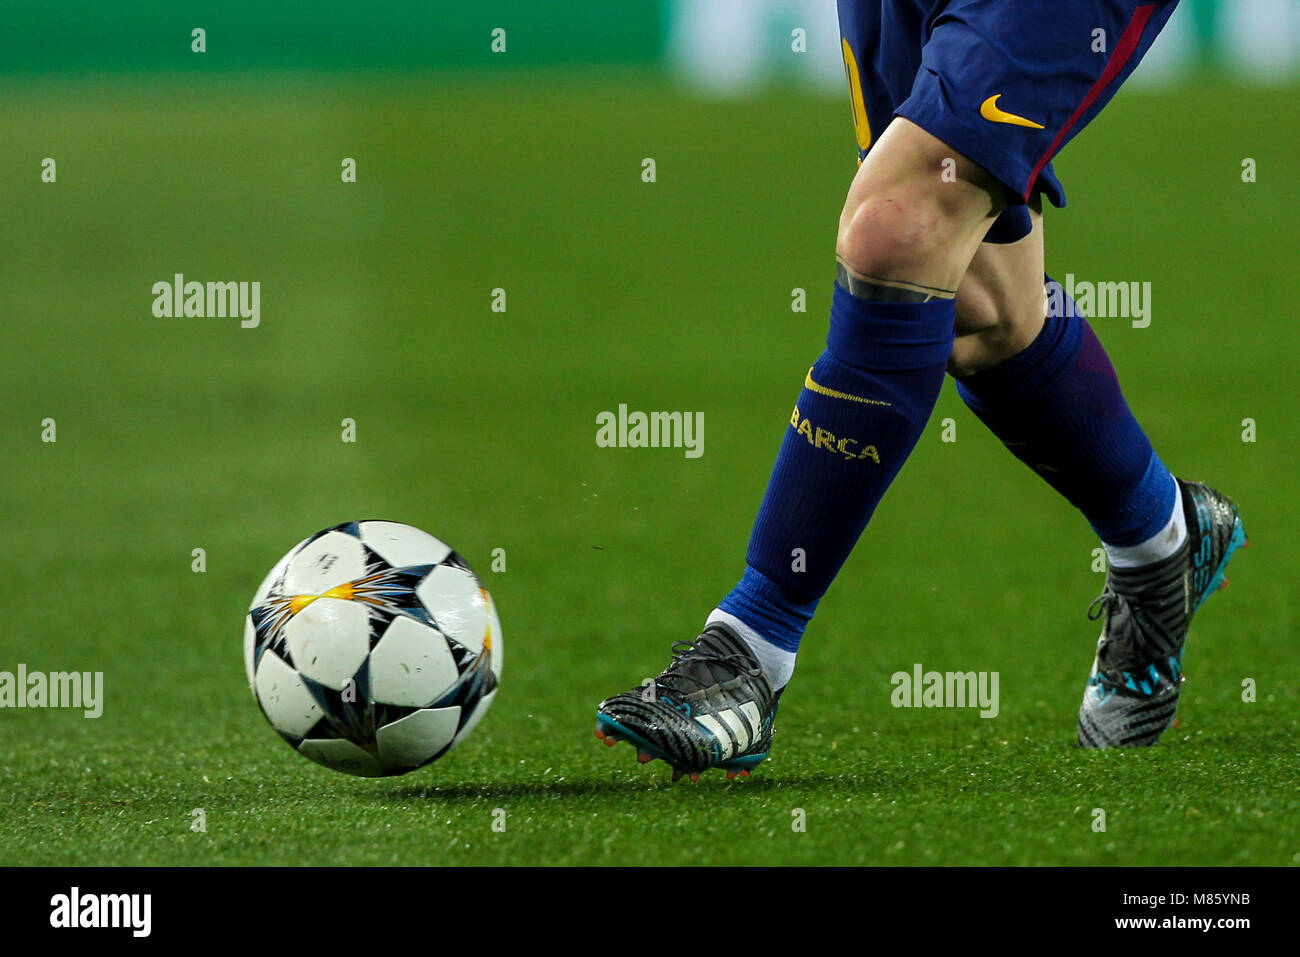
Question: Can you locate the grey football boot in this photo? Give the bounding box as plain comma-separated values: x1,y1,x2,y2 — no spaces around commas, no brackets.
1078,479,1247,747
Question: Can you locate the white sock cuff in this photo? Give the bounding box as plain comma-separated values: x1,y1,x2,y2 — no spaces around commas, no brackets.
706,608,796,690
1103,480,1187,569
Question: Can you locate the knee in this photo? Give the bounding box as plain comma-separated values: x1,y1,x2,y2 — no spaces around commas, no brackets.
834,127,1007,285
835,187,954,280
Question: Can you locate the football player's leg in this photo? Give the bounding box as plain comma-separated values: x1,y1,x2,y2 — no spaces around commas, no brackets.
596,4,1015,776
950,210,1247,748
711,118,1009,691
594,124,1008,777
950,205,1182,564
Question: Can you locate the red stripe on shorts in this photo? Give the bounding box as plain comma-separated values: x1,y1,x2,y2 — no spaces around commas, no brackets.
1024,3,1159,200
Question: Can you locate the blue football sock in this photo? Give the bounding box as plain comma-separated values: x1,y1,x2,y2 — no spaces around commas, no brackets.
955,278,1175,547
718,282,955,652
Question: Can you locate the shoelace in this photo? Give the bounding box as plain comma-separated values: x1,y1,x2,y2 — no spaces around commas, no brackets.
1087,588,1174,689
657,638,762,695
1087,589,1118,625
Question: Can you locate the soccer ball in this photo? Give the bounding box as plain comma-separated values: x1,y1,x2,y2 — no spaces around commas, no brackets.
243,520,502,776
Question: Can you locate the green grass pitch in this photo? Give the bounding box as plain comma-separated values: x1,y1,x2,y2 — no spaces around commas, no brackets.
1,73,1296,866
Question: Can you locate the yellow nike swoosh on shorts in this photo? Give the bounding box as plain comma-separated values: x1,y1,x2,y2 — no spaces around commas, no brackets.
979,94,1045,130
804,369,891,406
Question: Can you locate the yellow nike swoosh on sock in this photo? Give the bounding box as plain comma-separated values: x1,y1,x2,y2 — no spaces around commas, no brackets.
804,369,891,406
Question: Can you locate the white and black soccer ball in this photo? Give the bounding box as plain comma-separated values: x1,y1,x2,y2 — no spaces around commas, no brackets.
244,520,502,777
